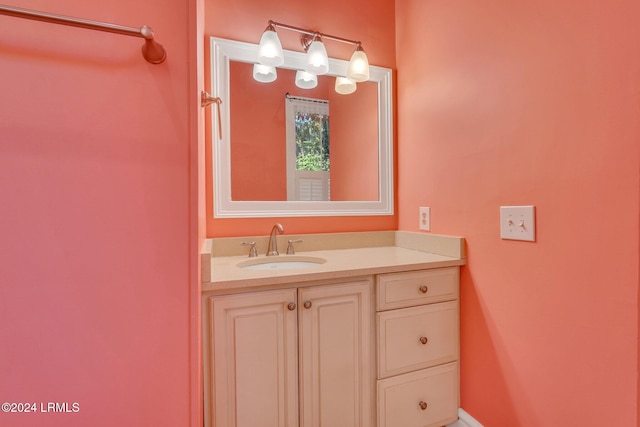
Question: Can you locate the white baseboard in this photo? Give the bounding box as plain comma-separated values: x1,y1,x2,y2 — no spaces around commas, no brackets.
457,408,483,427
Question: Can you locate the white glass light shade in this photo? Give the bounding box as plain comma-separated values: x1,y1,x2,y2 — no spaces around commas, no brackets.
295,71,318,89
335,76,357,95
347,48,370,82
305,40,329,75
253,64,277,83
258,29,284,66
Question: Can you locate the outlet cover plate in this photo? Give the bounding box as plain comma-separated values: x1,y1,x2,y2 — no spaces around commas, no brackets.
500,206,535,241
419,207,430,231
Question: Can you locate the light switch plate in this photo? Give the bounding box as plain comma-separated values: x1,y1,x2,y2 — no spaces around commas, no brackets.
419,207,430,231
500,206,535,241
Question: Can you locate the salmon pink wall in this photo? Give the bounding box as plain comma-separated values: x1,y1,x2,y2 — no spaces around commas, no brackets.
0,0,202,426
396,0,640,425
329,81,379,201
205,0,396,237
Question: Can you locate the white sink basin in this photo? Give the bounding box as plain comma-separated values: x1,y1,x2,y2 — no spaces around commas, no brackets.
237,256,327,271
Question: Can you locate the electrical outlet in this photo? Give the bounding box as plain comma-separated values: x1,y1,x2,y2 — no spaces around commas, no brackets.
500,206,535,241
419,207,430,231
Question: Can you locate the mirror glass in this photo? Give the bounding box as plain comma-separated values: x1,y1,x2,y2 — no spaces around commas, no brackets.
210,37,393,217
230,62,379,202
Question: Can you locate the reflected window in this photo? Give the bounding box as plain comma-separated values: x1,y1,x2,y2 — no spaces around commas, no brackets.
285,95,330,201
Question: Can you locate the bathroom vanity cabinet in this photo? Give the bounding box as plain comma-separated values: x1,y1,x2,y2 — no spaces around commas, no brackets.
376,268,459,427
204,279,375,427
202,232,465,427
204,269,459,427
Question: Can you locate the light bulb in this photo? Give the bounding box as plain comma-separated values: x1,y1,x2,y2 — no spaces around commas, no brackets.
305,40,329,75
335,76,357,95
258,27,284,66
253,64,277,83
295,71,318,89
347,45,369,82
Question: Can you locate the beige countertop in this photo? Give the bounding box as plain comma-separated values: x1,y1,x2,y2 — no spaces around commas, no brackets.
202,231,466,293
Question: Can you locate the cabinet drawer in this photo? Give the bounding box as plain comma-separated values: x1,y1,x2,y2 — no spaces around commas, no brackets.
376,268,458,311
377,362,458,427
377,301,458,378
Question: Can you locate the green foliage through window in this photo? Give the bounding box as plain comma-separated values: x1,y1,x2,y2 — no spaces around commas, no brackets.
295,112,329,172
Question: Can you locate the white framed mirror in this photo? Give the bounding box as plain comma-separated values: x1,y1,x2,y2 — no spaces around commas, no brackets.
210,37,393,218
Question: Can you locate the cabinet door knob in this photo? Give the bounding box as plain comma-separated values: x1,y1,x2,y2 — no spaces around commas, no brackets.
419,401,428,410
287,302,296,311
419,285,429,294
303,300,312,309
419,336,428,345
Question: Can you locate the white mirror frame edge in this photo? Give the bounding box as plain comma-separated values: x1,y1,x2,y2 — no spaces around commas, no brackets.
210,37,394,218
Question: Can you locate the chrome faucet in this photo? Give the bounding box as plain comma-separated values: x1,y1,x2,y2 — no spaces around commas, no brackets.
266,223,284,256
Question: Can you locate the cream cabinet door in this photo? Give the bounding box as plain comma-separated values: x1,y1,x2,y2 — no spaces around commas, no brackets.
206,289,299,427
298,280,374,427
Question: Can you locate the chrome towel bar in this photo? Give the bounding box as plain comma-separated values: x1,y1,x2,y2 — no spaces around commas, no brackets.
0,4,166,64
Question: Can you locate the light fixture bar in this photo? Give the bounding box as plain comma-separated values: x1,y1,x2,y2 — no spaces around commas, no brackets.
258,20,371,88
268,20,361,49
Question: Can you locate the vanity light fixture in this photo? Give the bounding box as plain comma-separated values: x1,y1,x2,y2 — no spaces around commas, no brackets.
347,43,370,82
253,63,277,83
256,20,370,93
258,22,284,66
295,70,318,89
302,33,329,75
334,76,357,95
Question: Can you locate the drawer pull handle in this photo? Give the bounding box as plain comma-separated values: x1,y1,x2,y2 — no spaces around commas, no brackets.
419,401,428,410
419,285,429,294
419,336,428,345
303,300,312,309
287,302,296,311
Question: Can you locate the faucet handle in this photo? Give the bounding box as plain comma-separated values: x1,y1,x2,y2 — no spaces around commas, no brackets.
286,239,303,255
240,241,258,257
